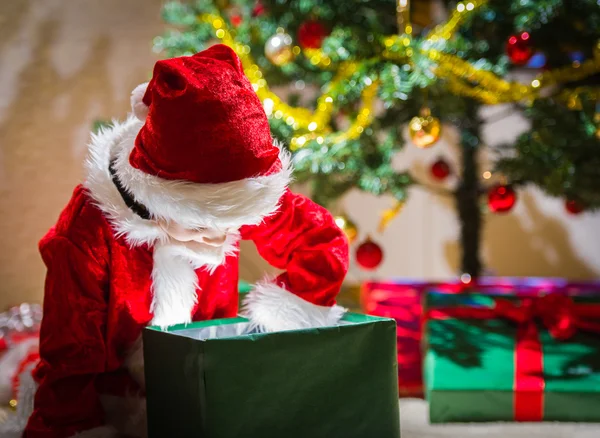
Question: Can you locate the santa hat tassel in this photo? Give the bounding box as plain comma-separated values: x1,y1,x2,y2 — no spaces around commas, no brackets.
130,82,149,121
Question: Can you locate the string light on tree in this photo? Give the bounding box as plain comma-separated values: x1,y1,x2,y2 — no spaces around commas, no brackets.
396,0,411,35
506,32,534,65
409,107,442,148
488,184,517,213
334,214,359,244
565,199,585,215
265,31,295,66
460,273,473,286
431,158,451,180
356,237,384,270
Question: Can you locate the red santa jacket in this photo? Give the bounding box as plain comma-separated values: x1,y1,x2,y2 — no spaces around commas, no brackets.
19,118,348,438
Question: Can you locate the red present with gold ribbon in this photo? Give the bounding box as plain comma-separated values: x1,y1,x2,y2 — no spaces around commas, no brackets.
424,291,600,422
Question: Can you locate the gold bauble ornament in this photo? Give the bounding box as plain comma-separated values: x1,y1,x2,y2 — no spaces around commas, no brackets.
265,32,295,66
334,214,358,244
409,107,442,148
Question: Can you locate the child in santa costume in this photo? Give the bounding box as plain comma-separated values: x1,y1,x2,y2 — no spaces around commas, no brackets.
1,44,348,438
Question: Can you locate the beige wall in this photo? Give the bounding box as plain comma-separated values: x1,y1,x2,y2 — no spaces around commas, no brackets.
1,0,598,308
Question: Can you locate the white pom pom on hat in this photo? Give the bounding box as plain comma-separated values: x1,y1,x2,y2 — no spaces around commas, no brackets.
131,82,149,121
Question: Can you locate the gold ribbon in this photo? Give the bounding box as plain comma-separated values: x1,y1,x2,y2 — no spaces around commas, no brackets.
198,1,600,146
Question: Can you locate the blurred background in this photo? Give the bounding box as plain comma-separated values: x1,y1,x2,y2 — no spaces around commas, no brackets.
1,0,600,310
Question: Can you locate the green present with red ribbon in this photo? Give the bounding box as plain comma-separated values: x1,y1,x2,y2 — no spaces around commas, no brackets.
424,291,600,422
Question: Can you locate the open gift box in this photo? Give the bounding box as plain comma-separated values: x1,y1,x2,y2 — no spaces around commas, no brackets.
143,313,400,438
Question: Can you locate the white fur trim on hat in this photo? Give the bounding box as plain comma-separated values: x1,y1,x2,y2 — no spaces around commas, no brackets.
241,279,346,333
84,117,292,245
130,82,149,121
110,118,292,231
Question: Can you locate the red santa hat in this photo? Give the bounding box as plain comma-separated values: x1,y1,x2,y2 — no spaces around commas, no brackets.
112,44,291,229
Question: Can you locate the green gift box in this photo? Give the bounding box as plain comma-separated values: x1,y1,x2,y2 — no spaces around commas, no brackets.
237,280,252,295
424,292,600,423
143,313,400,438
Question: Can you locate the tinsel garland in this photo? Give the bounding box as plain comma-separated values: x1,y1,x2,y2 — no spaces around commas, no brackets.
198,0,600,148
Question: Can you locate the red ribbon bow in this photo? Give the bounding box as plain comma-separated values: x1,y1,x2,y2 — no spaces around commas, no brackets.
495,294,572,340
427,294,600,421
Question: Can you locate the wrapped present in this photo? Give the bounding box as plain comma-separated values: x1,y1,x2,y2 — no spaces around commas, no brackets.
361,280,428,396
424,291,600,423
477,277,600,294
361,277,600,398
361,279,472,396
237,280,252,295
143,313,400,438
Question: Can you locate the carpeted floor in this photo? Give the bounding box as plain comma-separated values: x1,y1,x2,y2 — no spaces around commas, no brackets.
400,399,600,438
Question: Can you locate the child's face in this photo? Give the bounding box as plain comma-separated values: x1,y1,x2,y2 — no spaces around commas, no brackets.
157,219,228,247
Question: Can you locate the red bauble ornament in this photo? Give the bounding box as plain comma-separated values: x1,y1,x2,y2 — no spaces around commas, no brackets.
230,14,242,27
252,2,265,17
506,32,533,65
297,20,330,49
565,199,585,215
356,238,384,270
488,184,517,213
431,158,451,180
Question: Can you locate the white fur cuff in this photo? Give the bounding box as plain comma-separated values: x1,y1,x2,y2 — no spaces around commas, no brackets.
242,280,346,332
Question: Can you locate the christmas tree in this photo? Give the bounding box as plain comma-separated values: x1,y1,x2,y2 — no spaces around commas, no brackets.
154,0,600,277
